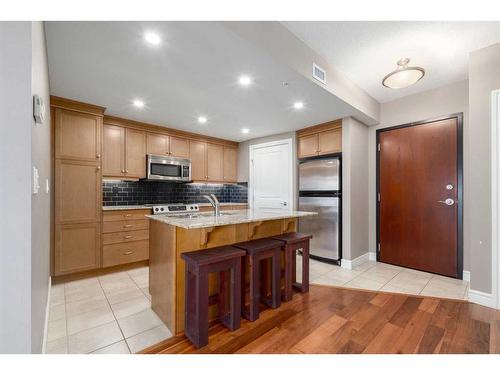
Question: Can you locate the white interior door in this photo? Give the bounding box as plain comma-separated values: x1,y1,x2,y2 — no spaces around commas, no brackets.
249,139,293,211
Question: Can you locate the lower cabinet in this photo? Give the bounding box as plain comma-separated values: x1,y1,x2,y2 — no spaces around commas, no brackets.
54,222,101,276
102,209,151,268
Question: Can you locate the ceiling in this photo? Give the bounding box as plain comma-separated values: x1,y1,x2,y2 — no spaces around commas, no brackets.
45,22,356,142
283,21,500,102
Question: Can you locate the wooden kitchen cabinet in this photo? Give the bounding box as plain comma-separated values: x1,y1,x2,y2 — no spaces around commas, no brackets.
54,159,102,224
103,124,146,179
54,222,101,275
206,143,224,181
103,124,125,177
223,146,238,182
54,108,102,162
297,120,342,158
169,136,190,158
125,128,146,178
146,132,169,156
189,140,207,181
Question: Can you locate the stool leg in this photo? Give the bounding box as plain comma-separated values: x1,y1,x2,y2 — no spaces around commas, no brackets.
301,241,310,293
228,258,242,331
271,250,282,308
282,245,293,302
190,266,209,348
247,255,260,321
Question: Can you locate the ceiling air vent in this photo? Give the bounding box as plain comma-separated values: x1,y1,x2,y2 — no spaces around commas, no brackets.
312,63,326,84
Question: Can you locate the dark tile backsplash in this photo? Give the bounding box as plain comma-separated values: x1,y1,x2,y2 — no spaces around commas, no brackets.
102,180,248,206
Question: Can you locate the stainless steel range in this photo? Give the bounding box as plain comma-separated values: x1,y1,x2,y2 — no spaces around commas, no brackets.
151,204,199,215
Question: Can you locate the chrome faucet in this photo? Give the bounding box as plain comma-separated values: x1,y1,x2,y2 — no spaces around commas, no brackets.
203,194,221,216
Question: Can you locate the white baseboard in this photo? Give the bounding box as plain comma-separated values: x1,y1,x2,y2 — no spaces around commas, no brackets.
341,252,370,270
41,276,51,354
462,270,470,282
468,288,497,309
368,252,377,261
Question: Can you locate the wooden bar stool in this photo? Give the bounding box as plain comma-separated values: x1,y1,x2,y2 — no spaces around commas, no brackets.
233,238,282,321
271,232,312,302
181,246,245,348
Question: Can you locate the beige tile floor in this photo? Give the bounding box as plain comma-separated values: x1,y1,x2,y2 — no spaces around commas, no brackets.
46,266,172,354
300,256,469,300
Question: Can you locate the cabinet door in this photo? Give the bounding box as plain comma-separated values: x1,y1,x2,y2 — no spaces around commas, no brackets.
318,128,342,155
223,146,238,182
189,140,207,181
146,132,169,156
103,124,125,177
206,143,224,181
54,222,101,275
55,108,102,162
55,159,102,224
170,136,190,158
125,128,146,178
298,134,319,158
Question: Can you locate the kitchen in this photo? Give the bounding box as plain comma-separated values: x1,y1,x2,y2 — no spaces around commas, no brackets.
2,16,500,358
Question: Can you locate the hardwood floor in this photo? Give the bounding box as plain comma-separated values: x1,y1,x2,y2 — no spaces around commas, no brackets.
141,285,500,354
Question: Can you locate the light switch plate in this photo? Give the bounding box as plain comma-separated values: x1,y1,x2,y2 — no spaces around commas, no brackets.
45,178,50,194
32,166,40,194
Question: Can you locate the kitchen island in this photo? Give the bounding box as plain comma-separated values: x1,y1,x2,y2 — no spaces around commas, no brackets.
147,209,316,335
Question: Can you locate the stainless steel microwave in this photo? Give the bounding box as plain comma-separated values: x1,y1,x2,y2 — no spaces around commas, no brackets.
146,154,191,182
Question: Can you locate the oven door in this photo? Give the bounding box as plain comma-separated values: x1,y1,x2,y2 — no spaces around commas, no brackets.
146,155,191,181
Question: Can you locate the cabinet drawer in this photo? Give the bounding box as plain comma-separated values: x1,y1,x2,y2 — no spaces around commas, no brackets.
102,240,149,267
102,229,149,245
102,219,149,233
103,209,151,222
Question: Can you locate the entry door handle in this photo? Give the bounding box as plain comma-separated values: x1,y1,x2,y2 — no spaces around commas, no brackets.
281,202,288,206
438,198,455,206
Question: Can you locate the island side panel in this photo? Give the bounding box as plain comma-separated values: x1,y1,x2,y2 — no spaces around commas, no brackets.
149,220,177,334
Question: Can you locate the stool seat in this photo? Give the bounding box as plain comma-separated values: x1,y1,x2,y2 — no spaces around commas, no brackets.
182,246,245,266
233,238,283,254
272,232,312,245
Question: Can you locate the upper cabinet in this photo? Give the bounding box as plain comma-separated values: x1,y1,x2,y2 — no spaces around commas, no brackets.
297,120,342,159
189,140,207,181
207,143,224,181
54,108,102,162
223,146,238,183
103,124,146,179
169,136,190,158
146,132,169,156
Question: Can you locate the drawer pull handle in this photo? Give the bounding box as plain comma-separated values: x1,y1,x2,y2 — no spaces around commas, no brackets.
123,251,134,255
124,214,132,217
124,235,133,239
123,224,133,228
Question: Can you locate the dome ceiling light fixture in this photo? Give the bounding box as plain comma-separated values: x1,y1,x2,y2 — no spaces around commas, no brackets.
382,58,425,89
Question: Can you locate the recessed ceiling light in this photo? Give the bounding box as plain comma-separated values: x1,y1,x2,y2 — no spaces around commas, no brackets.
133,99,145,108
293,101,304,110
382,58,425,89
144,32,161,46
198,116,207,124
238,75,252,86
241,128,249,134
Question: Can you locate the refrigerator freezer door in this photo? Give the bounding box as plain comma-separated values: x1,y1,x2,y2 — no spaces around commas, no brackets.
299,158,340,191
298,196,340,261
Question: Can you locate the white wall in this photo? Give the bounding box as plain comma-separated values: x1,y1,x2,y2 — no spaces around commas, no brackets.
367,80,470,271
342,117,369,261
468,43,500,294
0,21,33,353
31,21,52,353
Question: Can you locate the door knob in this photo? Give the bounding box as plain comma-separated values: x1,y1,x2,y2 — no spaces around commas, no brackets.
281,202,288,206
438,198,455,206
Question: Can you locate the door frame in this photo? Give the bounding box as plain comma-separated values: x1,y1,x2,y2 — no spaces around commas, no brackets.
491,89,500,308
248,138,294,210
375,113,464,279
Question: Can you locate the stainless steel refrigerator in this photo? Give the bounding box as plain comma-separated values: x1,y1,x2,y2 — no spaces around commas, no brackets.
298,157,341,263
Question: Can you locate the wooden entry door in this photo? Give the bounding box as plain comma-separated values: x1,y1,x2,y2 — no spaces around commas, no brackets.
377,116,462,278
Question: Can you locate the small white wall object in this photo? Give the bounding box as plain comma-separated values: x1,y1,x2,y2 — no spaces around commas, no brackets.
33,94,45,124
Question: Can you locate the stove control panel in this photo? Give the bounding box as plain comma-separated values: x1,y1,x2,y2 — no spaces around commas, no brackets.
152,204,199,215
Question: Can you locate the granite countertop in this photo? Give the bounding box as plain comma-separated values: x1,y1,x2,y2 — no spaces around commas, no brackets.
146,209,317,229
102,202,248,211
